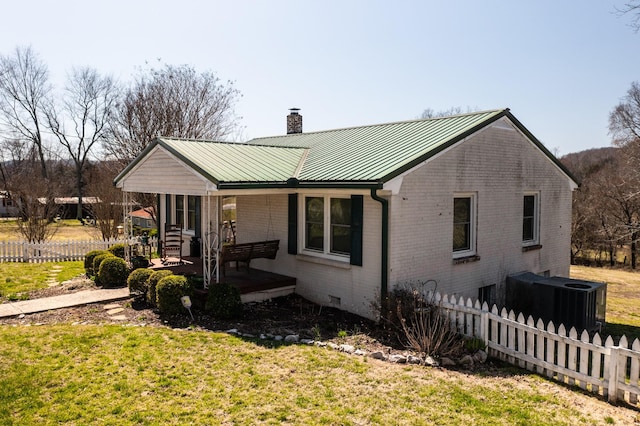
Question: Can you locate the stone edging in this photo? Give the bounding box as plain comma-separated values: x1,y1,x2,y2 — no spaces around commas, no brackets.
224,328,488,369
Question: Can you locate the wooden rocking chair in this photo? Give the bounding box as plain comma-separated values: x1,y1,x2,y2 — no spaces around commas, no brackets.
162,224,184,265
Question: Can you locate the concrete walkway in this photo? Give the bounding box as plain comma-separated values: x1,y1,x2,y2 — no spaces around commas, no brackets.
0,288,131,318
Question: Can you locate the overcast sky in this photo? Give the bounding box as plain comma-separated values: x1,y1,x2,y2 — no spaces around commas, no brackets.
1,1,638,155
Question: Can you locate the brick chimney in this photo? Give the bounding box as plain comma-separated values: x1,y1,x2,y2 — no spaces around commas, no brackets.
287,108,302,134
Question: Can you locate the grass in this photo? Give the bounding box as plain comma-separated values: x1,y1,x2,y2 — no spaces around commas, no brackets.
570,265,640,342
0,263,638,423
0,261,84,301
0,325,631,425
0,218,95,241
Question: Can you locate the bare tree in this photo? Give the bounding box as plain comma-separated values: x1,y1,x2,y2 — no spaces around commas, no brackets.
419,106,478,119
0,139,59,242
616,1,640,32
0,46,51,179
106,63,241,165
85,161,125,240
45,67,118,220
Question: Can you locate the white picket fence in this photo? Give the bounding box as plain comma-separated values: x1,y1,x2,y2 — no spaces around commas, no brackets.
0,238,159,263
437,292,640,407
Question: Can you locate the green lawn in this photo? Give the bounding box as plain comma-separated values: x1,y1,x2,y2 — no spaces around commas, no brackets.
571,265,640,342
0,264,638,423
0,261,84,300
0,325,633,425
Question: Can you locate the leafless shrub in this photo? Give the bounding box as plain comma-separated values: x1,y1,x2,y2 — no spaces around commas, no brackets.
381,280,462,358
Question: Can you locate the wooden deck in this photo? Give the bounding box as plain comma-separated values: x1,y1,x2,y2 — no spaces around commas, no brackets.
148,257,296,303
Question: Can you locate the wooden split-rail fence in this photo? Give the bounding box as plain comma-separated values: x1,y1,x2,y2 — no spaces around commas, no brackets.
436,292,640,408
0,238,159,263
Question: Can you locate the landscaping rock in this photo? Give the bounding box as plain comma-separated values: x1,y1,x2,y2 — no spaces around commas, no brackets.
473,349,488,364
440,357,456,367
354,349,367,356
407,355,422,365
424,355,439,367
369,351,386,360
284,334,299,343
339,344,355,353
459,354,474,368
388,354,407,363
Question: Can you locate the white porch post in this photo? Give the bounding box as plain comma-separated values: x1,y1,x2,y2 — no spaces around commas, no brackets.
203,194,221,287
215,195,220,285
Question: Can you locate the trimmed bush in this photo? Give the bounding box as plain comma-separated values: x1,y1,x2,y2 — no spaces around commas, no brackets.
93,252,116,284
147,270,173,307
127,268,153,296
85,250,110,276
97,256,130,288
156,275,192,315
108,243,127,259
205,282,242,319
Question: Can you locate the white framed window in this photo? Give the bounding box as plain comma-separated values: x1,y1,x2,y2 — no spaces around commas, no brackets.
453,193,477,258
172,195,198,233
523,192,539,245
303,195,351,259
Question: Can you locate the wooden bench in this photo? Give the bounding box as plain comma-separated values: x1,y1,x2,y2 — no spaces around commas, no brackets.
220,240,279,276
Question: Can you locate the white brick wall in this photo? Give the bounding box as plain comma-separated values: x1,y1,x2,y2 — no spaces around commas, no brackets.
227,120,574,320
237,193,382,319
388,121,573,302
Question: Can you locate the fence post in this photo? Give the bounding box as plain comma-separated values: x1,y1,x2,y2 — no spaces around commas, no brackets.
480,311,489,344
22,241,28,262
607,345,620,404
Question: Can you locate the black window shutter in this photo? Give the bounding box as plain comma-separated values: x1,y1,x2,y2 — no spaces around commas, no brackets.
288,194,298,255
195,196,201,237
165,194,171,225
156,194,161,239
350,195,363,266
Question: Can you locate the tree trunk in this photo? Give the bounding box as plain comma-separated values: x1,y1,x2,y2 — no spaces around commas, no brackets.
632,231,637,269
76,164,83,221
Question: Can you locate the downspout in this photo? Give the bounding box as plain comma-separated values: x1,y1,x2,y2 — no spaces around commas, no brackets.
370,188,389,305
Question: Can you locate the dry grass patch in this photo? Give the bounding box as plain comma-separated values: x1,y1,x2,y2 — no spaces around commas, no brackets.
571,265,640,341
0,325,637,425
0,219,95,241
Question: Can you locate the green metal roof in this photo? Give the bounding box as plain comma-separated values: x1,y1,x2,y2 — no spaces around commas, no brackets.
114,138,308,187
249,109,508,182
159,138,307,183
115,109,578,189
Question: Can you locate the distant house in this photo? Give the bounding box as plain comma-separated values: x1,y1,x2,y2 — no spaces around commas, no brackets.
129,207,155,229
37,197,101,220
114,109,578,320
0,191,19,218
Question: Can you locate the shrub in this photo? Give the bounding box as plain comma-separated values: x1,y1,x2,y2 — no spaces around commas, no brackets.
108,243,127,259
97,256,130,288
205,282,242,319
128,268,153,296
85,250,109,276
147,270,173,307
156,275,192,315
93,252,116,284
383,280,463,358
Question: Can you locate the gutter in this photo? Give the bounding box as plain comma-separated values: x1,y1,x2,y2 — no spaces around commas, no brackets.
370,188,389,305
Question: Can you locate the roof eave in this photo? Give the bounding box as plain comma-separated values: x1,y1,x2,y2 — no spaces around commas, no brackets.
114,137,222,188
218,180,383,190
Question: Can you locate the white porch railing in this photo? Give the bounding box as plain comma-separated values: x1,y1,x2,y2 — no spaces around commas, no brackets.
436,292,640,407
0,237,159,263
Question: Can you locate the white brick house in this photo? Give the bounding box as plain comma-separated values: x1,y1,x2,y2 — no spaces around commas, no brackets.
114,109,578,319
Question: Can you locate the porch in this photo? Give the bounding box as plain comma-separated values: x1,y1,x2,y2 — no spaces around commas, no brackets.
148,257,296,303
